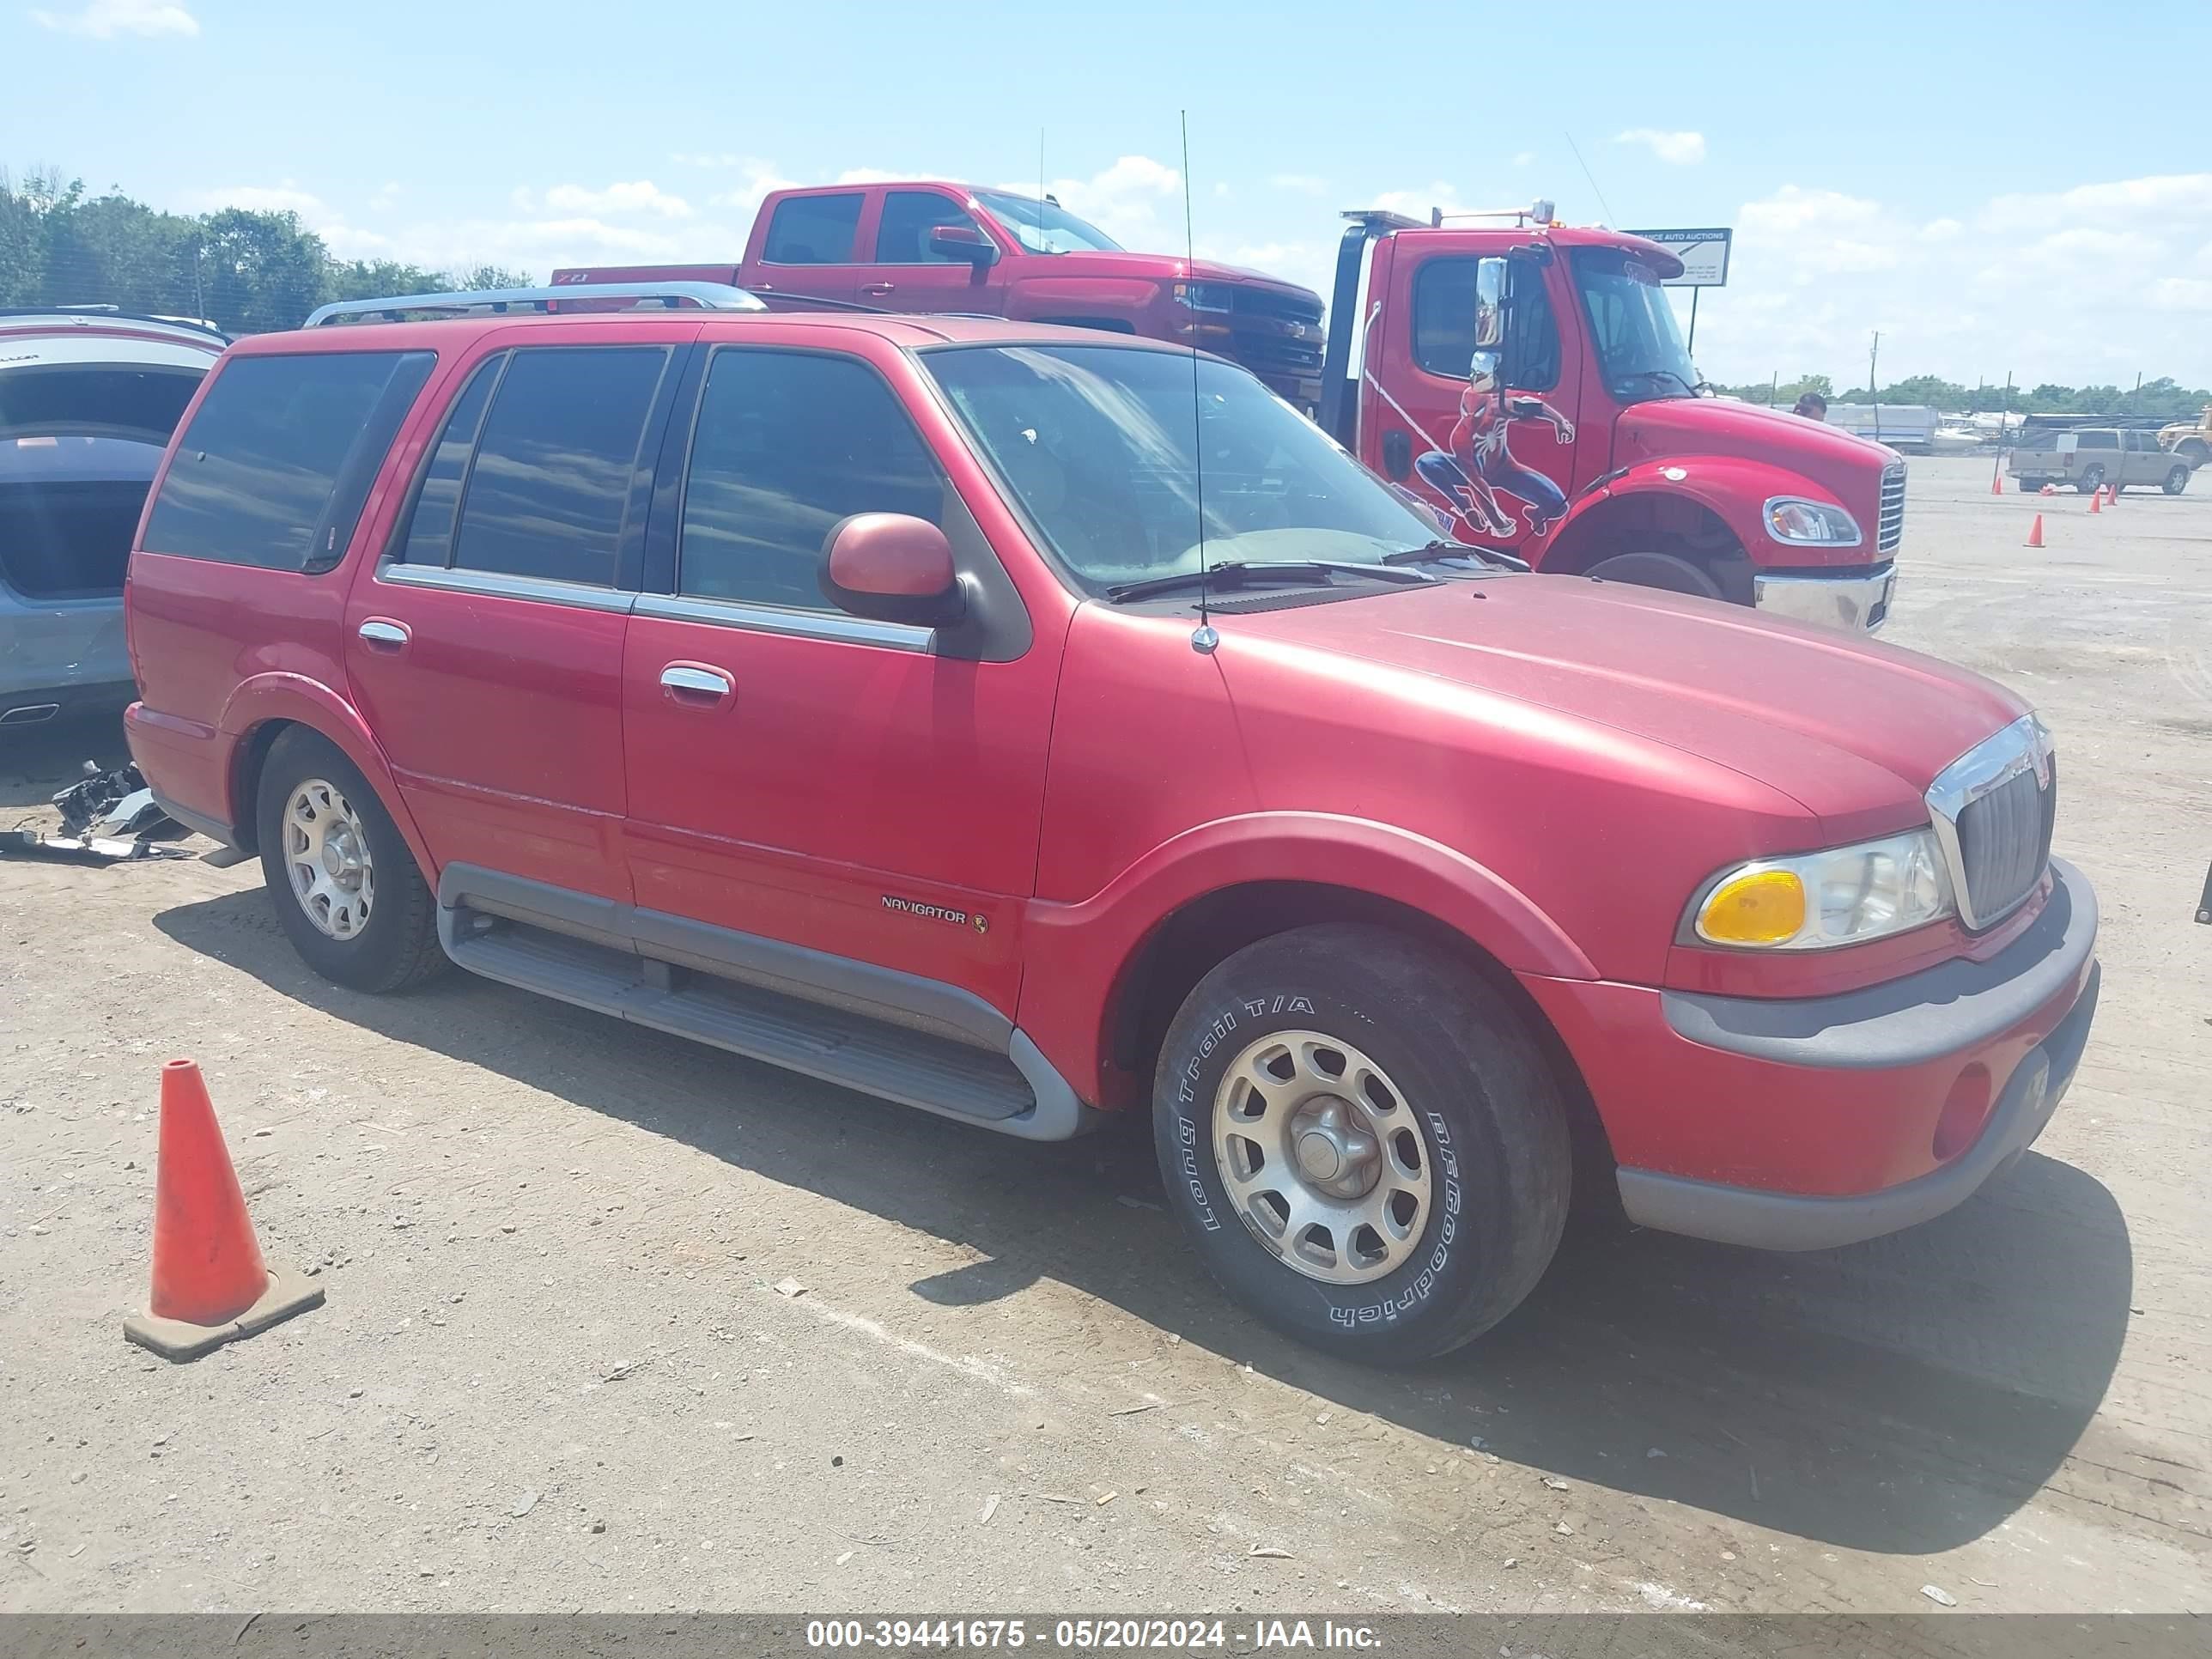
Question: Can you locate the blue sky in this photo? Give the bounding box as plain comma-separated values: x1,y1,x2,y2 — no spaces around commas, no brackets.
10,0,2211,389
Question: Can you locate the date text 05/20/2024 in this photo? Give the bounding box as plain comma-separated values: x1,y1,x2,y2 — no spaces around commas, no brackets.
805,1619,1383,1651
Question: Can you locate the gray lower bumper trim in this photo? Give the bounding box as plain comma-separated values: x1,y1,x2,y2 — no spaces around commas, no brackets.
1620,959,2100,1251
150,793,239,851
1662,859,2096,1071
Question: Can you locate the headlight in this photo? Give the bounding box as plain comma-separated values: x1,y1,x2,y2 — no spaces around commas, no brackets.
1764,496,1862,546
1690,829,1954,950
1174,281,1236,313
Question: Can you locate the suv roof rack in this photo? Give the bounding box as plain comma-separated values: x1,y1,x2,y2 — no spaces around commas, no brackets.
302,281,768,328
0,307,229,342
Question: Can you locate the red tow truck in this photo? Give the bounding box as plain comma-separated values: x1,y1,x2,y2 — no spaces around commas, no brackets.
1321,201,1904,632
556,179,1326,411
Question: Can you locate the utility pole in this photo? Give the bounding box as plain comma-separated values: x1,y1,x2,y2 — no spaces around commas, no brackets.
2133,370,2143,416
1770,370,1778,408
1869,331,1881,444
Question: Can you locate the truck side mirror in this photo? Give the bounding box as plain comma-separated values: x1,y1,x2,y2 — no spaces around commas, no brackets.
928,224,1000,268
1472,255,1523,386
821,514,966,629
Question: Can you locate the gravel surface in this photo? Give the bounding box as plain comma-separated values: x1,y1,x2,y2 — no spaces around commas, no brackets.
2,457,2205,1613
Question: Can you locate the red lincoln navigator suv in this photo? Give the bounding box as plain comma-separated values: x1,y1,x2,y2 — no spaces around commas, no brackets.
124,281,2099,1363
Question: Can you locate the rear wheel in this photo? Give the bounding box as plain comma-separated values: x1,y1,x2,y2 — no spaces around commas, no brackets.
2077,464,2106,495
255,728,446,994
2166,465,2191,496
1582,550,1723,600
1151,924,1571,1364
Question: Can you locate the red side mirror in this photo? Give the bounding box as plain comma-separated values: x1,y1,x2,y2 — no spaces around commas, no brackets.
822,514,963,629
927,223,1000,267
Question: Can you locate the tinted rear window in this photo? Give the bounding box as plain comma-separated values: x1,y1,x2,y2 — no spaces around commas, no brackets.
448,347,667,586
763,193,864,264
143,351,434,570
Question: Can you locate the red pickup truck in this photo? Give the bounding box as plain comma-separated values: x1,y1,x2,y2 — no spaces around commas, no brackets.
554,180,1325,410
124,281,2099,1363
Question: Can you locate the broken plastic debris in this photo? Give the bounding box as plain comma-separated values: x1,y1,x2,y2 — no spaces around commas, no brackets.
1921,1584,1957,1607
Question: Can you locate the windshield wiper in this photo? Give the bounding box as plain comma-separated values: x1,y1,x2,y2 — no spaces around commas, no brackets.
1379,538,1531,573
1105,559,1431,604
1622,367,1700,398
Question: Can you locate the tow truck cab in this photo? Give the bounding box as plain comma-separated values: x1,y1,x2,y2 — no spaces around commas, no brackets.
1319,205,1904,633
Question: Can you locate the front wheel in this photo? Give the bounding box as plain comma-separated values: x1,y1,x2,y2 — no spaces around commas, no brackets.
256,727,447,994
1582,550,1723,600
2166,465,2191,496
1151,925,1571,1364
2077,465,2105,495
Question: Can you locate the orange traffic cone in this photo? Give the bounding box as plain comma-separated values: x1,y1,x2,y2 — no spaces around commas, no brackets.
2026,514,2045,549
2090,486,2102,514
1990,459,2003,495
123,1060,323,1361
2105,483,2118,507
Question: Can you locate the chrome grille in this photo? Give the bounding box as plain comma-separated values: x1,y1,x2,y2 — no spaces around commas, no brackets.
1956,765,2051,923
1926,717,2054,930
1878,462,1906,552
1231,289,1324,326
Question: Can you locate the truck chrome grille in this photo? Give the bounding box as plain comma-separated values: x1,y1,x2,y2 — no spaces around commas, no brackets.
1926,717,2054,931
1877,462,1906,552
1232,289,1324,327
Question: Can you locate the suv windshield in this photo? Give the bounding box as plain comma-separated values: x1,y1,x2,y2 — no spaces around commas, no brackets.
972,191,1122,255
1572,246,1702,404
925,344,1443,593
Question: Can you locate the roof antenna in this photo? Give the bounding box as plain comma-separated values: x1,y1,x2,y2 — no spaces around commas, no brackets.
1182,110,1217,655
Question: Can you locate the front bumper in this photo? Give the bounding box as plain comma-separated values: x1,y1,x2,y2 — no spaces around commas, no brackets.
1753,562,1895,633
1521,858,2099,1251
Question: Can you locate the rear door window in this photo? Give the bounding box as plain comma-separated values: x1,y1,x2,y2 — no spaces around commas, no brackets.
761,193,865,265
2079,430,2118,450
448,347,669,586
677,349,945,610
143,350,434,571
392,358,501,566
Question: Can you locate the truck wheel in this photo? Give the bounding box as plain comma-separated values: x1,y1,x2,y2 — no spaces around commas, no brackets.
2077,464,2105,495
1151,924,1571,1363
1583,550,1722,600
2166,465,2191,495
255,728,447,994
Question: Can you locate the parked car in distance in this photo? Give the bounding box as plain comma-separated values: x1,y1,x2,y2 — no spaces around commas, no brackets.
125,283,2099,1363
553,180,1327,411
2010,426,2192,495
2157,404,2210,471
1820,402,1939,453
1,309,226,727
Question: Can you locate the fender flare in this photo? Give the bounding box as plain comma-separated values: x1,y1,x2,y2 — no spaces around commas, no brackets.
217,672,437,876
1559,453,1841,566
1018,811,1598,1100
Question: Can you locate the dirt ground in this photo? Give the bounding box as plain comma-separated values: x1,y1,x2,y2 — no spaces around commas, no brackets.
2,456,2206,1615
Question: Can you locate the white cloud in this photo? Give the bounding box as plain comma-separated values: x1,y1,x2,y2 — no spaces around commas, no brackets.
1698,173,2212,389
1269,173,1328,197
30,0,196,37
834,167,905,185
1614,128,1705,165
1510,150,1535,167
708,160,800,215
369,181,402,211
540,179,695,219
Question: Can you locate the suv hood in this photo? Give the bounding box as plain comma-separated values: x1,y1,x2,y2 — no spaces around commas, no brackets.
1224,574,2026,836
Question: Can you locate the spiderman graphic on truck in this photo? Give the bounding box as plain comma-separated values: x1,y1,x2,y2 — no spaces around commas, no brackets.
1362,276,1573,545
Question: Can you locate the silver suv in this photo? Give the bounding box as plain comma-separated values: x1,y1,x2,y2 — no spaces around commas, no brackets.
2010,426,2192,496
0,310,223,728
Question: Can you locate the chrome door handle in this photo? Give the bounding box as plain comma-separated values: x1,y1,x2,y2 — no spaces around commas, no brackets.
860,282,896,297
357,618,410,648
660,663,734,703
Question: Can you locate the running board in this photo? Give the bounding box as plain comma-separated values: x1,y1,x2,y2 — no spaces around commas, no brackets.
439,907,1095,1139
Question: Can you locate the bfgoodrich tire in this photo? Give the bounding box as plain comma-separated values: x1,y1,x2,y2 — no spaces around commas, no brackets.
255,727,447,994
1152,925,1571,1364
